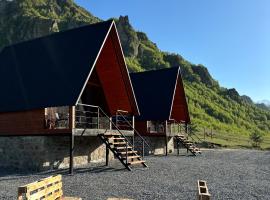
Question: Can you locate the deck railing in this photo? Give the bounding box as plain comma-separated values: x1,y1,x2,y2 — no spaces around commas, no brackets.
75,104,110,130
75,103,150,158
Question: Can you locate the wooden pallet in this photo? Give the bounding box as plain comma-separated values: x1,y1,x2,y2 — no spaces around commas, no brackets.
18,175,81,200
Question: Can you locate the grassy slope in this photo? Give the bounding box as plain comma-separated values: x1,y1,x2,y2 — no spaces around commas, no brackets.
0,0,269,149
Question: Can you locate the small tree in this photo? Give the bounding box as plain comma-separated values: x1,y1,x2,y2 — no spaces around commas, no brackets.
250,131,263,148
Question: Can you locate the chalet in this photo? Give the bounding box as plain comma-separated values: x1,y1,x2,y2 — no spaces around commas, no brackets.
0,20,148,172
131,67,200,155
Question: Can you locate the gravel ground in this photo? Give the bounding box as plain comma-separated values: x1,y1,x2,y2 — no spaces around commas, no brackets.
0,149,270,200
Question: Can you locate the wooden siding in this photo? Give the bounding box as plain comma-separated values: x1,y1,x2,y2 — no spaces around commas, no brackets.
0,109,71,136
95,27,137,116
170,78,190,123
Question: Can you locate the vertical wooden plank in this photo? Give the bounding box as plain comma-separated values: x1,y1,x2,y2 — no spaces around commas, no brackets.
69,106,75,129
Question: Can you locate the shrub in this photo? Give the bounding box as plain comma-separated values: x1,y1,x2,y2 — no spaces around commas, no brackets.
249,131,263,148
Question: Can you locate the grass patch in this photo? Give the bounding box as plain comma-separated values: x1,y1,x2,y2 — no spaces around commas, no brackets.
194,131,270,150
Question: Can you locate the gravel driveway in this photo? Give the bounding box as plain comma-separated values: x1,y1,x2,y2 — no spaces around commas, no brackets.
0,149,269,200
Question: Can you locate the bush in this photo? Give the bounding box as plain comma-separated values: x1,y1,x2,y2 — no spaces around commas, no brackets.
249,131,263,148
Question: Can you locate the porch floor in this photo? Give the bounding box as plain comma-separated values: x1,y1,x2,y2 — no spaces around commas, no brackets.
73,128,134,136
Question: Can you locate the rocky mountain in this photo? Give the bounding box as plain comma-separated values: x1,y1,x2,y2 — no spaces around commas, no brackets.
256,100,270,111
0,0,100,51
0,0,270,136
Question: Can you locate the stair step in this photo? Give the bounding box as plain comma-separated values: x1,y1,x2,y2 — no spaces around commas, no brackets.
128,160,145,165
119,151,137,154
177,134,185,137
122,155,140,160
115,146,132,150
185,142,193,145
113,138,125,140
104,132,121,136
112,142,127,145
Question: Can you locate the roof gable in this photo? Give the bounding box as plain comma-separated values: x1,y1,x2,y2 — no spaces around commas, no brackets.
170,70,190,123
130,67,179,121
131,67,190,122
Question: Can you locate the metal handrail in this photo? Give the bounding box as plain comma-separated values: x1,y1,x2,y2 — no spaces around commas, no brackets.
189,132,204,143
166,119,184,136
116,111,150,148
77,103,137,161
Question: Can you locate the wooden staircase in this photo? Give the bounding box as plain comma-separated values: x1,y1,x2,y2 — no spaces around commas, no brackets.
98,131,148,171
175,134,201,156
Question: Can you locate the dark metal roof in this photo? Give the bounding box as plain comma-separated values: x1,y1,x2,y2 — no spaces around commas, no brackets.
130,67,180,121
0,20,113,112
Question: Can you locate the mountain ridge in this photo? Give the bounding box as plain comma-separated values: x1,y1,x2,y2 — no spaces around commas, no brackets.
0,0,269,136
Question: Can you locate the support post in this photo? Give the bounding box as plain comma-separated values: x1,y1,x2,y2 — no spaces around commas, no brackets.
165,120,168,156
177,140,180,155
69,132,74,175
69,106,75,175
105,145,109,166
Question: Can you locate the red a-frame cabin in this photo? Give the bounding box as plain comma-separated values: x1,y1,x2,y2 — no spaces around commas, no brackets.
0,20,140,172
130,67,190,155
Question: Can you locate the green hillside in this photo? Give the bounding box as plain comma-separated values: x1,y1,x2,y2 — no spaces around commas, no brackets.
0,0,269,148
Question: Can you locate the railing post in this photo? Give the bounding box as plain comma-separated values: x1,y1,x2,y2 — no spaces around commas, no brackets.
109,117,112,130
132,115,135,130
97,107,100,129
132,134,135,149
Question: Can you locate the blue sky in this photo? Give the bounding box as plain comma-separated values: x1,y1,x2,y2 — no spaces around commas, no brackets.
75,0,270,102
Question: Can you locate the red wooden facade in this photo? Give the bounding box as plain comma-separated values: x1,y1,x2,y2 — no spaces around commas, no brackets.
0,21,138,136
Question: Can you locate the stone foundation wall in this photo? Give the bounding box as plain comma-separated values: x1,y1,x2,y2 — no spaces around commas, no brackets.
0,136,113,172
135,136,174,156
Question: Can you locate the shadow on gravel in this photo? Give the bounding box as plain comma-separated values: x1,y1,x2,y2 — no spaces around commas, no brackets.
0,165,126,180
72,166,125,175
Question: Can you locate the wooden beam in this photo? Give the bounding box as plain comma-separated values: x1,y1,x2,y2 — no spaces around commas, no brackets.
69,106,75,129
